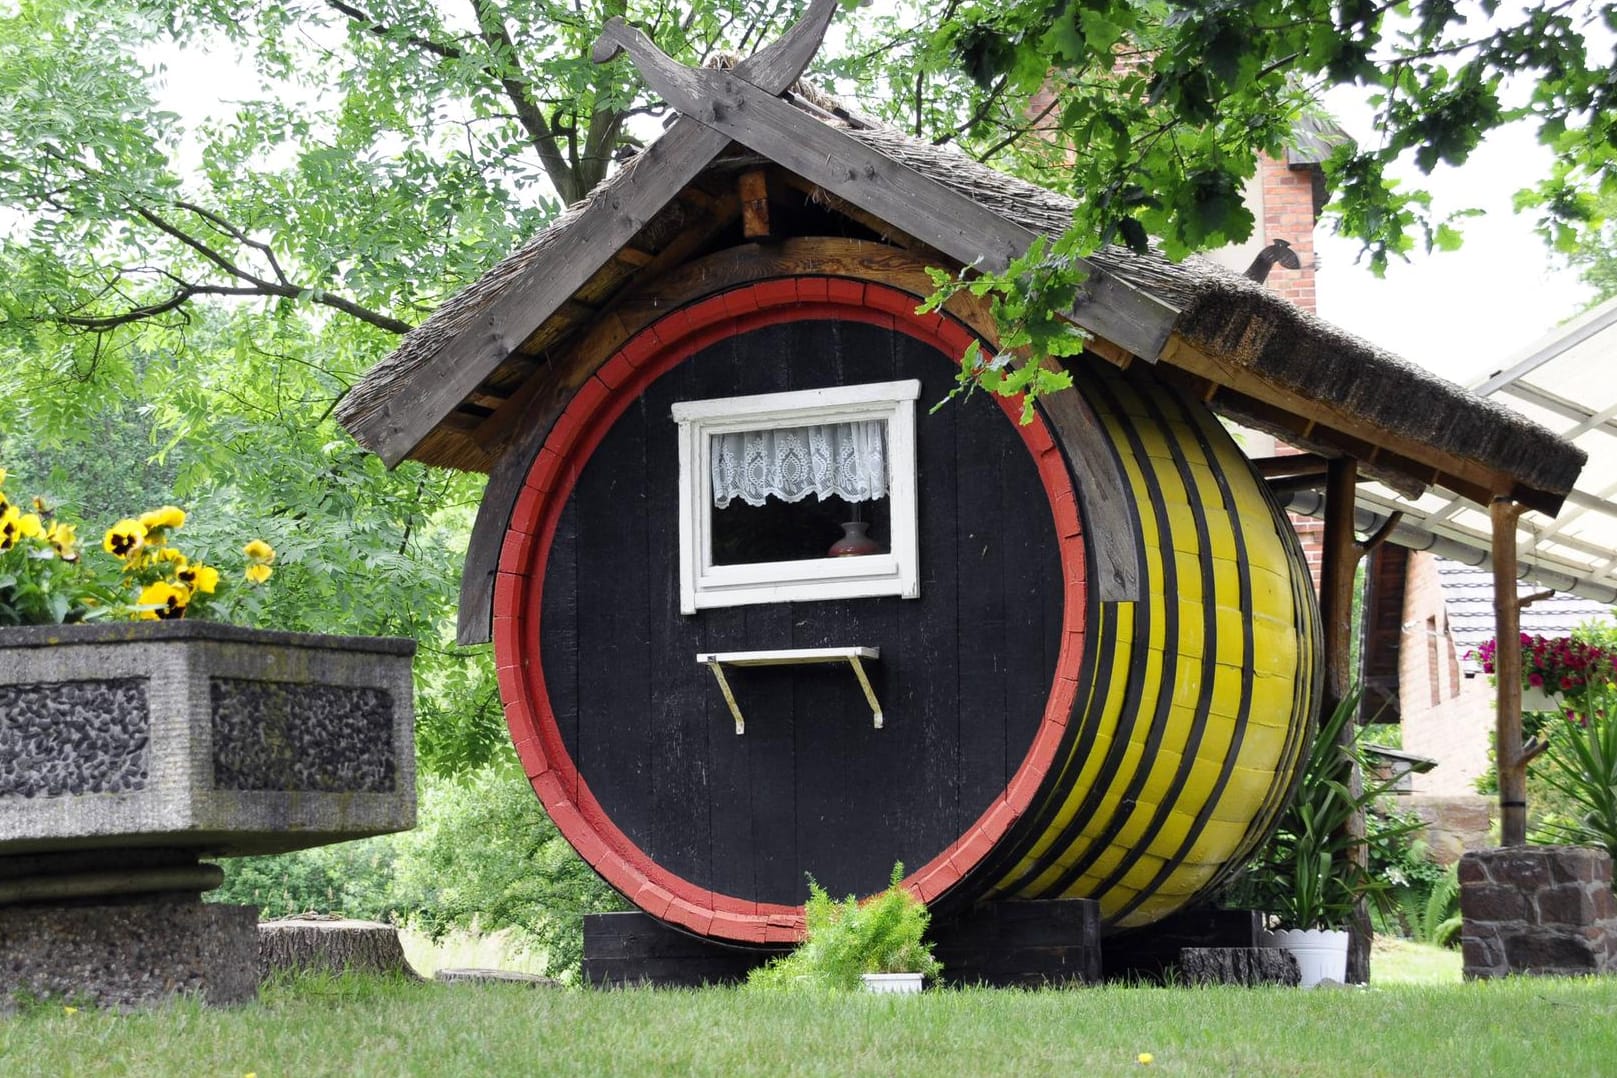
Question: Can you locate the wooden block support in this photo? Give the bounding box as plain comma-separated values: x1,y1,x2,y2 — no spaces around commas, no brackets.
740,168,771,239
1101,907,1264,982
1179,947,1300,987
931,899,1102,987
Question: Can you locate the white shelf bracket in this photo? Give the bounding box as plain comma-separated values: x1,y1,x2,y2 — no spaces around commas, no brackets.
696,647,883,734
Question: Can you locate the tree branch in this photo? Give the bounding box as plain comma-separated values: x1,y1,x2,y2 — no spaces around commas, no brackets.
467,0,582,203
322,0,466,61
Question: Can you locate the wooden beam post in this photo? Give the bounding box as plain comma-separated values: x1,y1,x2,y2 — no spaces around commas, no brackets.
739,168,771,239
1492,497,1529,846
1320,455,1371,984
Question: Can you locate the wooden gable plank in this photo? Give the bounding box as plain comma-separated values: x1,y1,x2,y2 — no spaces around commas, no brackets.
593,18,1181,365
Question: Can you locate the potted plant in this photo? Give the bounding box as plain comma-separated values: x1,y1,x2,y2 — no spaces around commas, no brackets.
1233,687,1417,986
746,863,943,993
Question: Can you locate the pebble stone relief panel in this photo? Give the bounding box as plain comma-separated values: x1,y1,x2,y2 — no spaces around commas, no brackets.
0,678,152,798
209,678,395,793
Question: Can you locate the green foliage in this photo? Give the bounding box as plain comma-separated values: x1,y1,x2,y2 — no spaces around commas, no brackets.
390,760,627,981
747,863,942,991
1392,863,1462,950
1531,683,1617,860
1229,688,1421,930
212,760,627,982
212,836,406,923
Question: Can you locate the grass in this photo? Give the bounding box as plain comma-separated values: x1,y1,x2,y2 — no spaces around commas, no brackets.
5,957,1613,1077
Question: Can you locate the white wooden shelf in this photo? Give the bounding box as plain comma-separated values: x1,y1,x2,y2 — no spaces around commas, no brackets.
696,647,882,734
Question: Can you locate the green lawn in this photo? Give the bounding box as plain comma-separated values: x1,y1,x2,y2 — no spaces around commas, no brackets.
4,962,1614,1078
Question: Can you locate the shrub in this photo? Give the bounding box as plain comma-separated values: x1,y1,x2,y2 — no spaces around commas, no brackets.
747,864,941,991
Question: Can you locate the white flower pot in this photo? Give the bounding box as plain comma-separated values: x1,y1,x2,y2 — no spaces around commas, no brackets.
1266,928,1348,988
860,972,925,994
1521,685,1561,713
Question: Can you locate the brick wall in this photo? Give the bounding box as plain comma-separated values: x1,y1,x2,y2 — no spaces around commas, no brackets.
1258,155,1320,310
1399,551,1496,796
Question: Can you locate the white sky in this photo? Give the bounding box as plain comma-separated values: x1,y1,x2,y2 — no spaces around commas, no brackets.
1314,109,1595,386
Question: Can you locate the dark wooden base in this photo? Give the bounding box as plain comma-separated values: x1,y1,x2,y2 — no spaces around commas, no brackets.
584,912,783,988
1101,908,1265,983
932,899,1101,987
583,898,1104,988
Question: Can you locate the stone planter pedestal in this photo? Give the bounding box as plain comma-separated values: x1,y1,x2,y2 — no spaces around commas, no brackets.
1459,845,1617,979
0,621,416,1010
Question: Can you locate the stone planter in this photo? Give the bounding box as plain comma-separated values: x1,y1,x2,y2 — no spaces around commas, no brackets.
0,620,416,1009
0,620,416,858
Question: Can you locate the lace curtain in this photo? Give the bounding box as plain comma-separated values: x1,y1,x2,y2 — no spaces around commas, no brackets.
711,421,888,508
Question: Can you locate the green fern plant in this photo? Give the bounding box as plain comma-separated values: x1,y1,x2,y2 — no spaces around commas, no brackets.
746,863,943,991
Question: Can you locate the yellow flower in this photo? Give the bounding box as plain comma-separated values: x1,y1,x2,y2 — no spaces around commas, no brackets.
1137,1053,1154,1066
62,1006,77,1015
244,562,273,585
0,506,23,553
46,521,79,561
17,513,44,539
138,505,186,532
104,518,147,559
243,538,276,564
178,562,220,594
152,546,188,567
0,466,7,485
136,580,190,620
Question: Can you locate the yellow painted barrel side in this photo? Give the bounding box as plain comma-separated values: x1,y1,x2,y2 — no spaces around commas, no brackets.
991,362,1320,928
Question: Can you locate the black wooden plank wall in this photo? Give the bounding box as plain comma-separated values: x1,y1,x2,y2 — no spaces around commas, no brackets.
541,317,1062,906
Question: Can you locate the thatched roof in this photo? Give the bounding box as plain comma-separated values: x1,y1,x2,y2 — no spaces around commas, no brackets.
335,83,1585,514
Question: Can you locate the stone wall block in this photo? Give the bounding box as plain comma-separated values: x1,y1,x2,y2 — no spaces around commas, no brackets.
1549,847,1605,885
1461,846,1617,979
1538,884,1596,926
1503,930,1604,974
1462,884,1530,922
1457,854,1489,885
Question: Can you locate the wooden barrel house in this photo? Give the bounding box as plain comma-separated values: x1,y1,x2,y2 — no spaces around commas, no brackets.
335,11,1584,951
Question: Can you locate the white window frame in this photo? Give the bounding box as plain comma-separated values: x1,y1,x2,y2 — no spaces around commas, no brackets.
671,380,921,614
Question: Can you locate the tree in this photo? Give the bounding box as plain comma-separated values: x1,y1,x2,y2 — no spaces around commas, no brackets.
918,1,1615,269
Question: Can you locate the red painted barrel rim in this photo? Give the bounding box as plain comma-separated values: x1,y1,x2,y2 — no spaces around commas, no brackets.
492,277,1088,943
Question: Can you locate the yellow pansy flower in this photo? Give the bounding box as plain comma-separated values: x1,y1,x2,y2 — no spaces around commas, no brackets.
46,521,79,561
243,538,276,564
104,518,147,559
178,562,220,594
244,562,273,585
0,506,20,552
136,580,190,620
17,513,44,540
138,505,186,532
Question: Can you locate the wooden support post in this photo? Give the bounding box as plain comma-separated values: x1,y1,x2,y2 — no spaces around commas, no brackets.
1492,497,1529,846
1319,455,1371,984
739,168,771,239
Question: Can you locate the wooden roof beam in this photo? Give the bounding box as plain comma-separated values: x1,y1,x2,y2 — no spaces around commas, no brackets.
1156,334,1556,513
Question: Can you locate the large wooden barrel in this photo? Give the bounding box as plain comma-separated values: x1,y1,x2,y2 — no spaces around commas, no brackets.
493,273,1320,943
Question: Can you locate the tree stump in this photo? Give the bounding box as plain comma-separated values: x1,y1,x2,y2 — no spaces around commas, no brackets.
258,915,420,980
1178,947,1299,987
